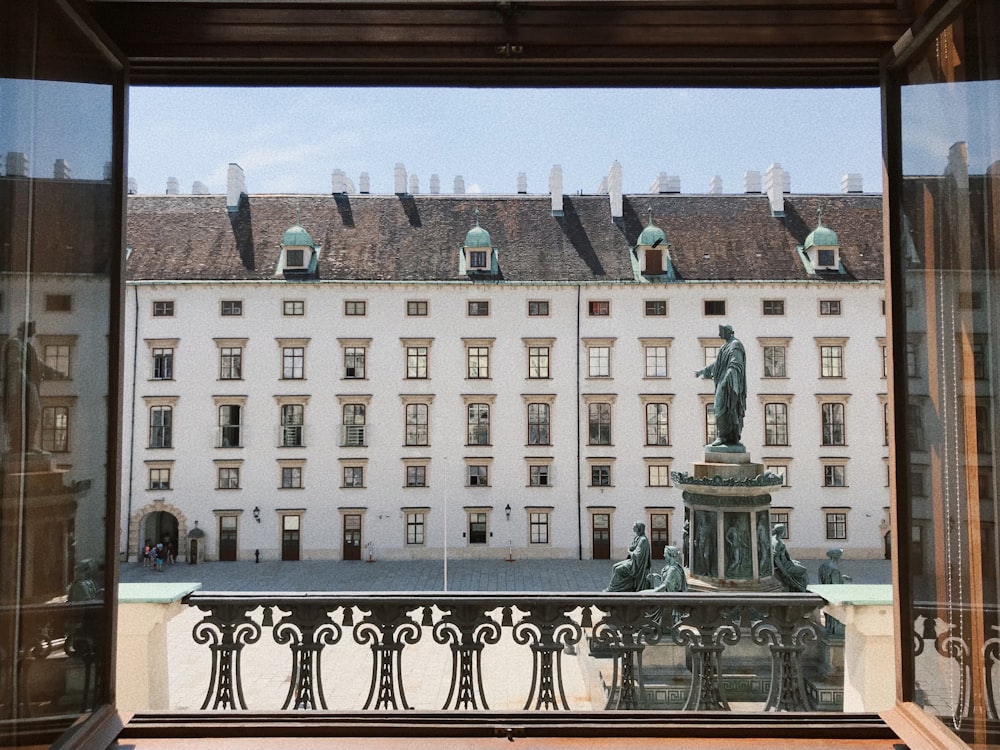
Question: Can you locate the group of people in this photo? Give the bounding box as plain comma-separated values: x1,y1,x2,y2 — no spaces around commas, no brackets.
143,539,175,570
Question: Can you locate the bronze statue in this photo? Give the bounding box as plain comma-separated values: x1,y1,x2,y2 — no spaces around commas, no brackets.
654,546,688,593
771,523,809,592
3,321,63,455
695,323,747,448
604,521,652,592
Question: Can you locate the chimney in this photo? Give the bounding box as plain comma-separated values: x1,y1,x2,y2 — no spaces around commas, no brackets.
53,159,71,180
166,177,180,195
226,163,246,211
517,172,527,194
765,163,785,216
841,173,864,193
331,168,355,194
408,174,420,194
743,170,761,193
454,175,465,194
192,180,209,195
709,175,723,194
359,172,370,194
430,174,441,194
662,175,681,194
394,163,408,194
5,152,28,177
128,177,138,195
649,172,669,193
549,164,564,215
597,176,608,194
608,161,623,219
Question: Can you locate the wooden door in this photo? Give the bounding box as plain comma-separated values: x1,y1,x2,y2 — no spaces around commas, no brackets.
343,514,362,560
282,515,300,561
219,516,237,561
592,513,611,560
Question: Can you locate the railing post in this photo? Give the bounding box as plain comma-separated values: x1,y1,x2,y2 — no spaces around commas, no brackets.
673,601,740,710
353,601,422,710
190,599,262,710
751,601,819,711
432,601,501,710
513,602,582,710
271,601,343,709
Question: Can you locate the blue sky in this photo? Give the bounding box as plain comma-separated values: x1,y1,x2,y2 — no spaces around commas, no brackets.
126,87,883,196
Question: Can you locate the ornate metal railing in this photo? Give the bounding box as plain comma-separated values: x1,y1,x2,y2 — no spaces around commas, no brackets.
184,591,829,713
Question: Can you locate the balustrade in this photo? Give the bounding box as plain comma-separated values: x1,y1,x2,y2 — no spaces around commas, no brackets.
183,592,826,713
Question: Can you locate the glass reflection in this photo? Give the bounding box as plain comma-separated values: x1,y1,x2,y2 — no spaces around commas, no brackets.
1,0,117,744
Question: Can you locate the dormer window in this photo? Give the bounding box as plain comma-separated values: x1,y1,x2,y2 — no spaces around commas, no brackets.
817,249,836,268
469,250,488,270
799,210,842,274
285,248,306,268
278,221,319,279
632,209,673,281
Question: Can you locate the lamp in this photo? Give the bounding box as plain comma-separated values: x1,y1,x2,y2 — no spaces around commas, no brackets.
253,506,261,523
505,503,511,521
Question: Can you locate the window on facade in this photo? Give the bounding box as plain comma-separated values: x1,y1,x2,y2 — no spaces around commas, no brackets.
342,404,367,447
527,403,550,445
281,404,304,447
823,464,847,487
529,464,550,487
882,345,889,378
149,467,171,490
283,347,304,379
588,346,610,377
645,402,670,446
467,346,490,378
528,300,549,316
405,403,429,446
703,346,719,369
591,464,611,487
530,512,550,544
406,346,428,379
406,465,427,487
218,467,240,489
220,347,242,379
467,403,490,445
906,342,919,377
283,300,304,316
762,299,785,316
703,299,726,316
467,300,489,316
820,345,844,377
765,464,789,487
972,338,989,380
281,466,303,488
588,300,610,316
705,403,717,445
976,402,993,454
819,299,842,316
221,300,243,316
41,405,69,452
883,402,890,446
152,347,173,380
344,300,366,316
468,249,488,269
406,512,425,544
644,299,667,316
44,344,71,378
764,403,788,446
822,402,846,446
219,405,242,447
468,512,487,543
45,293,72,312
763,346,786,377
907,402,926,451
528,346,550,378
149,406,172,448
152,300,174,317
407,300,428,316
648,465,671,487
467,465,488,487
344,347,366,379
588,402,612,445
825,511,848,540
645,346,668,378
343,466,364,488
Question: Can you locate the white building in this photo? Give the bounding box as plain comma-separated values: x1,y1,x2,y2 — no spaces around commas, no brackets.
120,164,888,564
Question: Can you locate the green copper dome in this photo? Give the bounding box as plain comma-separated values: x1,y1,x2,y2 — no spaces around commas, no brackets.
637,222,667,247
464,223,492,248
282,224,314,247
804,223,838,249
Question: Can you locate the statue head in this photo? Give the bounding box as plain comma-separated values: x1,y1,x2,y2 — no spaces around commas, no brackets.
633,521,646,535
664,545,680,564
773,523,787,539
827,547,843,560
718,323,734,340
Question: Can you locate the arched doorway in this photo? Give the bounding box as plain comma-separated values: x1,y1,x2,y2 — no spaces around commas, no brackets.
130,500,189,562
143,511,179,561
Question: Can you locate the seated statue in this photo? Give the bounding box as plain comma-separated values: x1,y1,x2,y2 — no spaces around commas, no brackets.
653,545,688,593
771,523,809,592
604,521,652,592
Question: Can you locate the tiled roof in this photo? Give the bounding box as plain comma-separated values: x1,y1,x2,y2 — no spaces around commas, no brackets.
125,192,883,283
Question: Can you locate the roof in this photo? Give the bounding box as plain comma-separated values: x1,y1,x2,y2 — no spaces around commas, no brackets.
125,192,884,283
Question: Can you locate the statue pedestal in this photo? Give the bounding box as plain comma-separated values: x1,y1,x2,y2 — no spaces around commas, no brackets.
673,449,782,592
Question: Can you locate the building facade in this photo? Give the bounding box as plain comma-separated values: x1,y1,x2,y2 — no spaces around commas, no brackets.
121,166,888,563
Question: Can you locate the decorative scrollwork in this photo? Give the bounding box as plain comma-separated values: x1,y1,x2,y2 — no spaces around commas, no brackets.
353,602,422,710
750,603,819,712
191,601,262,710
271,602,343,710
432,602,502,710
592,602,662,709
935,621,972,722
512,602,582,710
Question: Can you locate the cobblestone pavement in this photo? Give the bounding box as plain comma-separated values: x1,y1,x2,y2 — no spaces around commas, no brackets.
119,555,891,591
